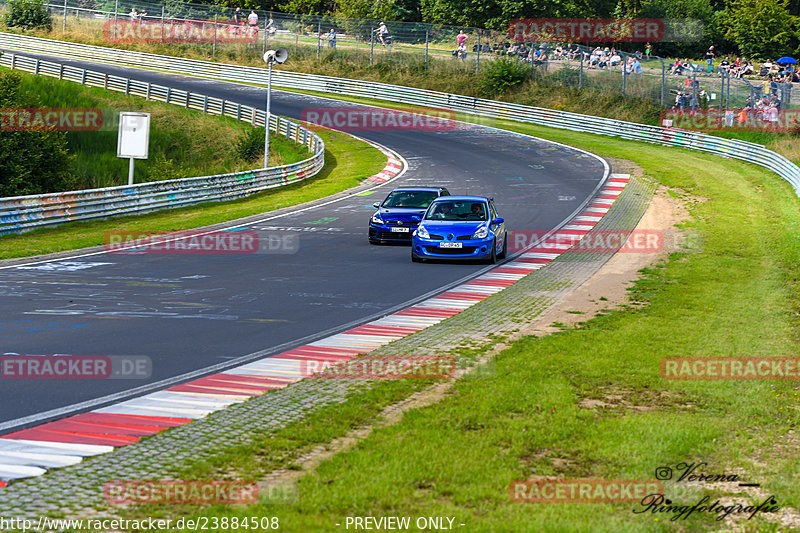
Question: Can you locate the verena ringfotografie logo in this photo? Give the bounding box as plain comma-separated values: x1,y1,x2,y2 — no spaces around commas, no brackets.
301,355,455,380
0,108,103,131
103,480,258,505
104,230,299,254
301,107,456,131
510,229,664,254
510,479,663,503
1,355,151,379
661,356,800,380
104,20,258,43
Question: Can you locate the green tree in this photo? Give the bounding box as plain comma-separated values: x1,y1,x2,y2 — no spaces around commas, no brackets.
0,70,79,197
720,0,799,59
638,0,714,57
4,0,53,30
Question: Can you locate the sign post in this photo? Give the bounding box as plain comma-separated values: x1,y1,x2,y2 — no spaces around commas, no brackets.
117,112,150,185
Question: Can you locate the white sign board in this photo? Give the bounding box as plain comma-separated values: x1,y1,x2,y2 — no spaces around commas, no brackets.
117,112,150,159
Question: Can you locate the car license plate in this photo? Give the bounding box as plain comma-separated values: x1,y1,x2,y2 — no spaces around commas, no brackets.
439,242,462,248
390,227,410,233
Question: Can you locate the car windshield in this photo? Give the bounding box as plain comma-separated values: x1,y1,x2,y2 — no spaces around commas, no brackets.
382,191,438,208
425,201,487,221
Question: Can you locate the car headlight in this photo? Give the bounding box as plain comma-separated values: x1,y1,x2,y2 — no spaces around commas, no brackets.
370,213,384,225
472,226,488,239
416,225,430,239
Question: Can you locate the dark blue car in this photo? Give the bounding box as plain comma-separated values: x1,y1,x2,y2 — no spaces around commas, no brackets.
411,196,507,263
369,187,450,244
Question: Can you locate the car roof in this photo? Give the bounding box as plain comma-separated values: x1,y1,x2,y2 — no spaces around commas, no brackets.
389,187,446,192
431,195,490,202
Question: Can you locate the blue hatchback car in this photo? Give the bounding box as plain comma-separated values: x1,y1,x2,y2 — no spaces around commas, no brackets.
411,196,507,263
369,187,450,244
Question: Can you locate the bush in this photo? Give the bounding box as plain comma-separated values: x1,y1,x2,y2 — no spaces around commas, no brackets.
477,58,529,97
546,67,581,89
235,126,265,162
4,0,52,31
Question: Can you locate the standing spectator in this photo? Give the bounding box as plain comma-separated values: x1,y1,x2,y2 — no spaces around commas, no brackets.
645,42,652,60
706,45,715,72
266,17,276,39
247,10,259,35
233,7,242,25
457,30,467,51
327,28,336,49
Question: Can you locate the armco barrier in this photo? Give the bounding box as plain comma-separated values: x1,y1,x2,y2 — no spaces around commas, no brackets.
3,32,797,196
0,49,324,235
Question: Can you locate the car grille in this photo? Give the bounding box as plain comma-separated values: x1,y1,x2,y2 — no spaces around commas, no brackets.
377,231,412,240
428,234,444,240
424,246,477,255
456,234,475,241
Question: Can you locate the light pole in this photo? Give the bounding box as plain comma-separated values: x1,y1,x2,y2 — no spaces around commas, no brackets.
262,47,288,168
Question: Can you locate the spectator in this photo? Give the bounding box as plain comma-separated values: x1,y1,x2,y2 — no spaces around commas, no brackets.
631,57,642,74
457,30,467,50
719,57,730,71
233,7,242,26
610,51,621,67
327,28,336,48
705,45,715,72
375,22,389,46
128,7,139,20
266,18,276,39
670,59,684,75
645,42,652,60
247,10,258,32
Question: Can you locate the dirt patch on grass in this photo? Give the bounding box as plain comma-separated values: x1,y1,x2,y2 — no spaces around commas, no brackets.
520,182,694,337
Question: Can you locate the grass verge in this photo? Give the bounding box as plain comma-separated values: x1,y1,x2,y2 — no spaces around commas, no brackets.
108,114,800,532
0,125,386,260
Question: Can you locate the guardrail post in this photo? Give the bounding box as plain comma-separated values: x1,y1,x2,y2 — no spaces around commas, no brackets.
59,64,64,80
125,78,130,95
166,86,171,102
237,105,241,121
146,82,151,100
203,95,208,113
104,73,108,89
221,100,226,116
80,69,86,84
35,59,40,75
9,53,15,69
185,92,190,108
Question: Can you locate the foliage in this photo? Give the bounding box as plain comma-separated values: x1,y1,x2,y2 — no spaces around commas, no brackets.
4,0,53,30
720,0,800,59
477,57,529,96
235,125,265,161
0,70,79,197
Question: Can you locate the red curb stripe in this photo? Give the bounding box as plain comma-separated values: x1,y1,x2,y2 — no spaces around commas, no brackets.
165,383,261,397
491,267,535,275
344,325,423,336
30,420,162,437
436,291,490,300
211,374,295,387
69,413,191,427
394,307,460,317
2,428,139,446
514,257,553,264
466,279,517,287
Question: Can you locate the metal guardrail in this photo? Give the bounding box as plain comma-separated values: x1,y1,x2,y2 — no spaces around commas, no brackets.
0,48,325,235
3,32,797,196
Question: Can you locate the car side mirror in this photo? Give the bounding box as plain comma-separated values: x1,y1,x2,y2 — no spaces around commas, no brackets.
493,217,504,225
372,202,380,208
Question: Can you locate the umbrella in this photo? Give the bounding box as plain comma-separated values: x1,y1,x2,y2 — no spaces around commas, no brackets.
776,56,797,64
